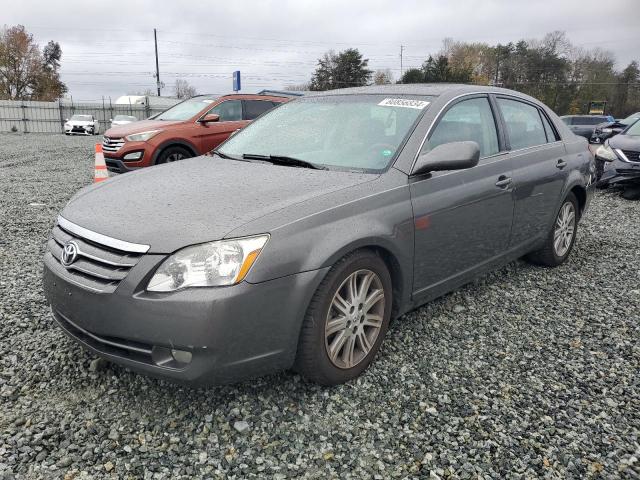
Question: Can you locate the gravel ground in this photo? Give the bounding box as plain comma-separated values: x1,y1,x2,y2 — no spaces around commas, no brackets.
1,133,639,479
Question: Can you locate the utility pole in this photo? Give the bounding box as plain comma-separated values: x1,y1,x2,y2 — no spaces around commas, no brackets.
154,28,161,96
399,45,404,83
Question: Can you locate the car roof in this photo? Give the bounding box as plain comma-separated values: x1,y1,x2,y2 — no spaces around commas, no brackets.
561,115,608,118
221,93,289,101
302,83,552,106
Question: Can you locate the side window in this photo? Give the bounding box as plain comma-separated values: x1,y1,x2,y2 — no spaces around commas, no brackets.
540,111,559,142
497,98,547,149
423,97,499,158
243,100,277,120
206,100,242,122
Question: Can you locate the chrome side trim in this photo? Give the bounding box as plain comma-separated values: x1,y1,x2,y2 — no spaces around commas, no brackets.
57,216,150,254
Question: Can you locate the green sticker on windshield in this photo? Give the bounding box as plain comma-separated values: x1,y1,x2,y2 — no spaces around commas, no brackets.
382,149,393,157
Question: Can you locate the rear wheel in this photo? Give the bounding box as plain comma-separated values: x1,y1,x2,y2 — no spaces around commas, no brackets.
155,146,193,164
294,250,392,385
525,193,579,267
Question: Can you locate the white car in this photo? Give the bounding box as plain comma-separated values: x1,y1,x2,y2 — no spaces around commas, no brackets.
109,115,138,129
64,115,99,135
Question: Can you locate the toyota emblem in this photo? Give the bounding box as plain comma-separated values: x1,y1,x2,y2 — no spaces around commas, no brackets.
61,241,79,266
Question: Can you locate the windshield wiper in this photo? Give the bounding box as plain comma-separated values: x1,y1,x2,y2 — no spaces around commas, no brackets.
212,150,244,161
242,153,327,170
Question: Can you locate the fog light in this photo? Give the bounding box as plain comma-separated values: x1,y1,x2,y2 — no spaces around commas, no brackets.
123,151,142,160
151,346,192,367
171,349,192,364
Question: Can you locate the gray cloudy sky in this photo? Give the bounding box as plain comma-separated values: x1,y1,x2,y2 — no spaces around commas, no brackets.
5,0,639,100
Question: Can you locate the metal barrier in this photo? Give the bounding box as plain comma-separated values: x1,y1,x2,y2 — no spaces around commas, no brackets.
0,98,178,134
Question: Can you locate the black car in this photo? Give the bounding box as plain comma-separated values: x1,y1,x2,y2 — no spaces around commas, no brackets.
560,115,613,141
591,111,640,144
595,119,640,186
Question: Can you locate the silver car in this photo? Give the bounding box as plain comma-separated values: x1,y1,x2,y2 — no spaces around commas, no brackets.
43,84,595,385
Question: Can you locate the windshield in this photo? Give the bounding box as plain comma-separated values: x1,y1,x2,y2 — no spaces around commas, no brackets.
625,119,640,136
622,112,640,124
71,115,92,121
219,95,432,172
155,96,217,121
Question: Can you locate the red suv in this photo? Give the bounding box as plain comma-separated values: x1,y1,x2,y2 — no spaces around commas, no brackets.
102,94,288,173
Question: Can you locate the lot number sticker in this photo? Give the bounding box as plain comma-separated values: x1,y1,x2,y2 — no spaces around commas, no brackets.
378,98,430,109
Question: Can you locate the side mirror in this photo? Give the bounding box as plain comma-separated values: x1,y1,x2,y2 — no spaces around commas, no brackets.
64,118,69,122
412,141,480,175
200,114,220,124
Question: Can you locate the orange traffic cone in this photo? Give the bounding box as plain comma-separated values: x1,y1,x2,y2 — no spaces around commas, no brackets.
94,144,109,183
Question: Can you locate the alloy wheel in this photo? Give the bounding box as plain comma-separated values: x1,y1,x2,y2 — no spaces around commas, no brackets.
167,152,185,162
553,202,576,257
324,269,385,369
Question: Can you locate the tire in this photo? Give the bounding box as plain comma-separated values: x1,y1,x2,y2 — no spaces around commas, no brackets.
525,192,579,267
155,146,193,164
294,250,393,385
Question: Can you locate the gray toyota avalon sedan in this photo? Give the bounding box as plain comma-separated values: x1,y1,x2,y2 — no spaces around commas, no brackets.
43,84,595,385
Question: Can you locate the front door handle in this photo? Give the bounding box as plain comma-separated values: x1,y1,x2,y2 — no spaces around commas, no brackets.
495,175,512,188
556,159,568,169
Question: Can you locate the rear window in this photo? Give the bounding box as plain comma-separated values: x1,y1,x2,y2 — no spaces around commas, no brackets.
497,98,547,149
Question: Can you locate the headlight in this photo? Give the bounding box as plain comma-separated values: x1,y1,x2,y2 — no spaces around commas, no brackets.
595,144,618,162
125,130,161,142
602,128,612,133
147,235,269,292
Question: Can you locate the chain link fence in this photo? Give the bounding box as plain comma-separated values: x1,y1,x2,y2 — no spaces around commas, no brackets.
0,98,180,134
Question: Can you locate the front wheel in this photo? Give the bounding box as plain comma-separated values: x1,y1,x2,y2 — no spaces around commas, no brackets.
155,146,193,164
294,250,392,385
525,193,579,267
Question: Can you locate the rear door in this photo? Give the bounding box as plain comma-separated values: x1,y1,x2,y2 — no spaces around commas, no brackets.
410,95,514,296
494,96,568,248
195,99,247,153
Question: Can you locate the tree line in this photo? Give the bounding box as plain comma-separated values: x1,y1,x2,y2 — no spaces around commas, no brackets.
3,24,638,117
299,32,639,117
0,25,66,101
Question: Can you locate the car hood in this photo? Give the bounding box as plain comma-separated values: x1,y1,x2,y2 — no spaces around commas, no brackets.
60,156,376,253
608,133,640,151
105,119,182,138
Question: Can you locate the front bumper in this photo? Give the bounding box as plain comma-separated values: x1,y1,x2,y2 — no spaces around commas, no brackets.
65,125,95,135
43,254,328,384
598,157,640,186
103,140,150,173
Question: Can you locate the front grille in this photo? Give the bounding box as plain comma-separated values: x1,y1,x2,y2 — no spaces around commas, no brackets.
52,309,155,364
616,168,640,176
105,158,124,174
102,136,125,153
621,150,640,163
48,224,142,293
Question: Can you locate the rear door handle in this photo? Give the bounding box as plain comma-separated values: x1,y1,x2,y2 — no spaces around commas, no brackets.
495,175,512,188
556,159,567,169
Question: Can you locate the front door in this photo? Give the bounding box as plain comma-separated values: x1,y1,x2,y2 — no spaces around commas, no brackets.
410,95,514,296
195,99,247,153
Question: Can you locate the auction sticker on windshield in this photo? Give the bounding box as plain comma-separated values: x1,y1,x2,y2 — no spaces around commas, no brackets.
378,98,430,109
